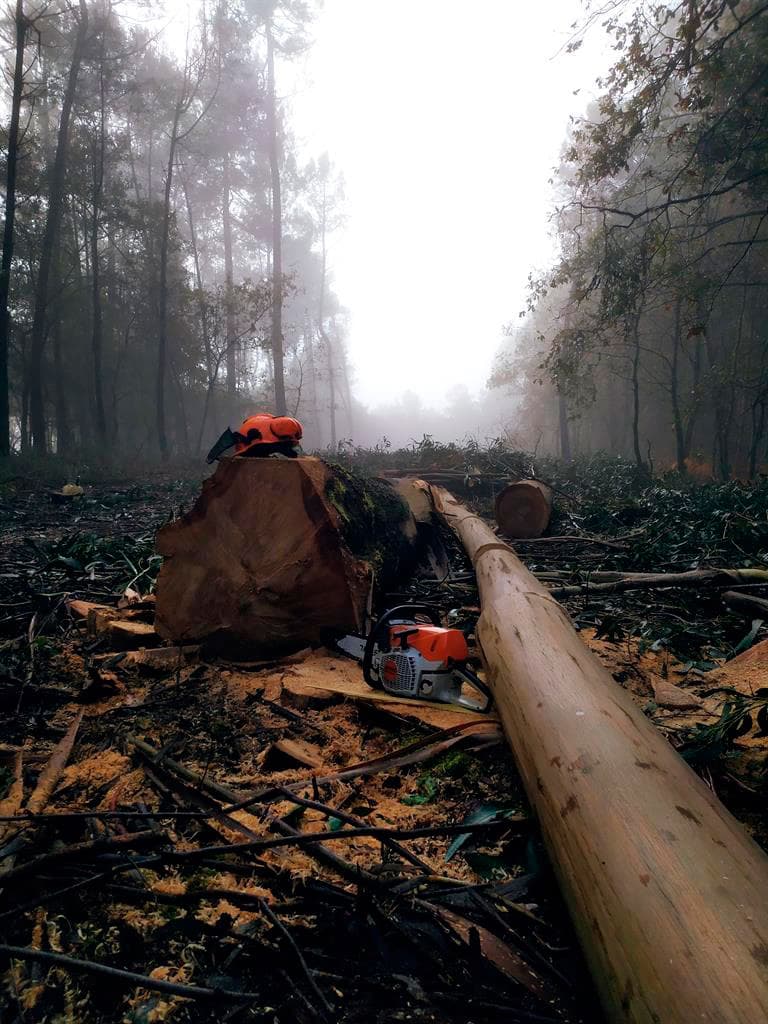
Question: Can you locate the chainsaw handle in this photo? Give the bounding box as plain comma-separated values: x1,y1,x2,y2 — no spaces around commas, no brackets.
362,604,441,687
453,666,493,713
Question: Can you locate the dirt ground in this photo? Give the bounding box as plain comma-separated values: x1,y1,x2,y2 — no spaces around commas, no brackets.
0,469,765,1023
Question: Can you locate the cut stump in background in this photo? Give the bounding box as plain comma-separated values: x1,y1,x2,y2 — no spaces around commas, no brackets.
494,479,552,538
154,457,417,655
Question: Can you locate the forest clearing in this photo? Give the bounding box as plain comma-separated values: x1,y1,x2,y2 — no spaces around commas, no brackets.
1,447,767,1023
1,0,768,1021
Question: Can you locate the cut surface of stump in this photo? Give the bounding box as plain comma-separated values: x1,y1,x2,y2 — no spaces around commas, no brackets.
154,457,415,655
494,480,552,538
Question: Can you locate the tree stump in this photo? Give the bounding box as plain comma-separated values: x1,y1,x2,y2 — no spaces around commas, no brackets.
494,479,552,538
154,457,416,655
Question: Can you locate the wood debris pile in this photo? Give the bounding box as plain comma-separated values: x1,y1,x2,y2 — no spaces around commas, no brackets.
0,596,601,1023
1,464,767,1022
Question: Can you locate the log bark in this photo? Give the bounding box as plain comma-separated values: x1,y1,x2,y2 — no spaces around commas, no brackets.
494,479,552,538
155,458,416,655
426,484,768,1024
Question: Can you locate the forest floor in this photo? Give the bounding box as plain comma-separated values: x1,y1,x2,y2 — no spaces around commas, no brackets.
0,450,766,1024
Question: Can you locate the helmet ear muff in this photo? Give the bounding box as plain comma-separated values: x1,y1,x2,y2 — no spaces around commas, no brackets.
246,428,262,442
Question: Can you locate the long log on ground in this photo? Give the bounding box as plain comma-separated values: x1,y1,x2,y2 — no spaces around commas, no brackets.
155,457,417,654
549,565,768,598
425,484,768,1024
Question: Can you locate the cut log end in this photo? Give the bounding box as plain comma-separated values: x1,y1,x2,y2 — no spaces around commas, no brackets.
494,480,552,539
154,457,417,656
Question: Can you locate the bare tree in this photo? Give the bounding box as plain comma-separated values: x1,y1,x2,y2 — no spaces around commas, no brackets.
28,0,89,452
0,0,27,455
266,17,285,415
157,29,218,459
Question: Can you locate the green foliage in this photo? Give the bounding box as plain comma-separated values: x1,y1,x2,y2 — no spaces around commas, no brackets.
580,478,768,571
324,461,415,582
37,532,162,593
508,1,768,476
681,689,768,767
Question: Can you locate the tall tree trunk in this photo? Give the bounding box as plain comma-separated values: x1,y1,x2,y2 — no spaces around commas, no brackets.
703,324,731,481
304,314,321,444
317,177,336,445
558,391,571,461
182,175,215,455
684,332,702,456
750,396,767,479
670,296,687,473
28,0,89,452
326,332,337,449
90,55,107,450
0,0,26,456
340,343,354,437
170,357,189,456
19,362,28,452
630,313,644,468
157,101,182,461
716,287,748,480
266,20,286,415
52,313,71,456
222,149,237,395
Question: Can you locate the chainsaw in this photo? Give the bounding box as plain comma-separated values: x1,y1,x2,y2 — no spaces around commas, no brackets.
336,605,491,713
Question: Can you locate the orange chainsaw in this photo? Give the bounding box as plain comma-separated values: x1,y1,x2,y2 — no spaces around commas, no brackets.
336,605,491,713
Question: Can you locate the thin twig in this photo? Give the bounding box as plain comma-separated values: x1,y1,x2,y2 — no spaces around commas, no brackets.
0,944,260,1002
258,898,333,1017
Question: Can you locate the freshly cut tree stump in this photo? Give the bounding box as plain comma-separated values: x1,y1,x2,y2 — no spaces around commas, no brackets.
426,483,768,1024
494,479,552,538
155,458,416,655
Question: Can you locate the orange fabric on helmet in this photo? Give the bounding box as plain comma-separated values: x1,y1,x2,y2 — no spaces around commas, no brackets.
234,414,303,455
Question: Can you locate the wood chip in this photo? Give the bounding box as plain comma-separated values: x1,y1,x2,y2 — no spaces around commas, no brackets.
262,738,324,770
651,675,704,711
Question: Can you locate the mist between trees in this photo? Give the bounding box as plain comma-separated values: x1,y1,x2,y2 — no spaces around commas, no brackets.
489,0,768,479
0,0,359,460
1,1,767,473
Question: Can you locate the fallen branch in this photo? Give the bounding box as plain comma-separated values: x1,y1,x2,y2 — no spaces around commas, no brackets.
26,709,84,815
0,944,260,1002
169,818,524,860
258,897,333,1017
129,739,381,887
127,721,501,811
722,589,768,618
549,566,768,598
0,830,164,886
0,809,216,823
512,535,627,549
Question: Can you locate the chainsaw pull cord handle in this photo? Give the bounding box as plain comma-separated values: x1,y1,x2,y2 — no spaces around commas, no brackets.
361,604,441,688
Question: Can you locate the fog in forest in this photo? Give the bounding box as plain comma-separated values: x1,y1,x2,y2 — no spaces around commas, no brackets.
0,0,766,475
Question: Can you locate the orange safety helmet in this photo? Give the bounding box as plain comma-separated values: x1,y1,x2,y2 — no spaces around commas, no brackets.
206,414,303,464
234,414,303,455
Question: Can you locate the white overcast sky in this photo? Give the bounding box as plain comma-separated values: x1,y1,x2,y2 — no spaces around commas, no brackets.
288,0,610,408
159,0,610,409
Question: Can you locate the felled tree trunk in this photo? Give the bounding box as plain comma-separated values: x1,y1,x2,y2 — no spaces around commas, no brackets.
427,483,768,1024
155,458,416,655
494,479,552,538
